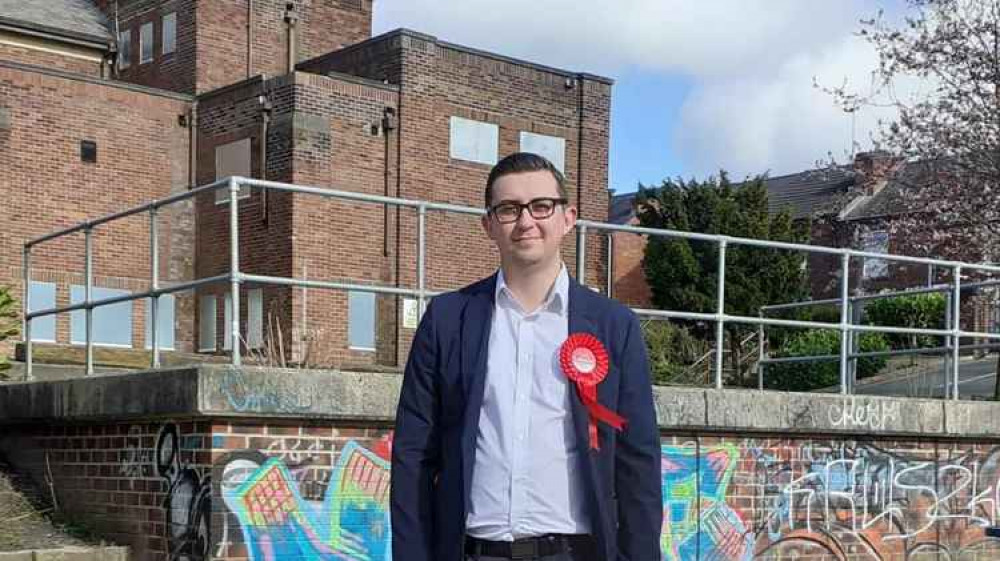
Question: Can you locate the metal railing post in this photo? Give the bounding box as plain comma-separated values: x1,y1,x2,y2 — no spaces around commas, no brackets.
714,239,727,389
229,178,242,366
150,207,160,369
22,247,32,381
576,224,588,286
944,291,952,398
952,265,962,400
417,204,427,316
839,253,850,394
85,226,94,376
757,312,765,391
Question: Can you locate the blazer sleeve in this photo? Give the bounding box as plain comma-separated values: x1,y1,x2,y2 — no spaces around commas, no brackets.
391,300,441,561
615,313,663,560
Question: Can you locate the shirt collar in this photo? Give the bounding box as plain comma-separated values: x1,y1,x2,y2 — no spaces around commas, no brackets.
495,265,569,316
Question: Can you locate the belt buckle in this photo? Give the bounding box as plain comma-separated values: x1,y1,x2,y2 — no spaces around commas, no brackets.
510,539,537,559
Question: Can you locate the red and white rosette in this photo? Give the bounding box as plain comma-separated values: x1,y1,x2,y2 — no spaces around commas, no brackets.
559,333,627,450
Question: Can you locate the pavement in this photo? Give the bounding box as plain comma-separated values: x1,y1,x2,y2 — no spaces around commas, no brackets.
856,355,998,399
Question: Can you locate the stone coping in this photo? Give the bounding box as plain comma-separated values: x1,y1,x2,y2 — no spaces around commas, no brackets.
0,546,129,561
0,365,997,439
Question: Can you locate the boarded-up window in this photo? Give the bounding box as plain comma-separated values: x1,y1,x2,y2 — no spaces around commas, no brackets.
70,286,133,347
247,289,263,349
215,138,252,203
199,295,216,352
861,230,890,279
348,291,376,350
163,13,177,55
145,294,176,350
520,132,566,173
27,281,56,342
140,22,154,64
450,117,498,165
118,29,131,69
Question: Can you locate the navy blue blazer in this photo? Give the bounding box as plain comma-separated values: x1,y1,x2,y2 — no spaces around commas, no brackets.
391,273,662,561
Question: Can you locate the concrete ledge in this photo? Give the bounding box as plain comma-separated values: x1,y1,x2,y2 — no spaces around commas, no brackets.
0,547,128,561
0,365,998,439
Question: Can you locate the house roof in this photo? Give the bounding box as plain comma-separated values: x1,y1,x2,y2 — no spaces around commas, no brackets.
0,0,112,46
841,161,932,221
608,167,855,224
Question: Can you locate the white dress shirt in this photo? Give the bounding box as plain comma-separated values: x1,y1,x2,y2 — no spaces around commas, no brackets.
465,266,591,541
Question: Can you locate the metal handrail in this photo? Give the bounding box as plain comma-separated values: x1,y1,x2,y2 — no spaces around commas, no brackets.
21,176,1000,400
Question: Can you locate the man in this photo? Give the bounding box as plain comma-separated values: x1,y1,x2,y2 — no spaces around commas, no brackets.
391,152,662,561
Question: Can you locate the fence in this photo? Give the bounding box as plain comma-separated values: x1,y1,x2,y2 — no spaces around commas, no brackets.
22,176,1000,399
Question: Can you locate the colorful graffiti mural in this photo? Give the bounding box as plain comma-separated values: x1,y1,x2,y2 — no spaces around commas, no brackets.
219,439,392,561
660,440,1000,560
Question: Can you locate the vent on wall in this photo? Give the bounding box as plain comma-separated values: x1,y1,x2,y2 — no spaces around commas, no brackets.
81,140,97,163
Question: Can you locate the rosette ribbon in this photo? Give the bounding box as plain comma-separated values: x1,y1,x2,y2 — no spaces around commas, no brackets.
559,333,627,450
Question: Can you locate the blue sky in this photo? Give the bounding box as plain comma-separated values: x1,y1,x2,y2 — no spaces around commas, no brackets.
374,1,907,194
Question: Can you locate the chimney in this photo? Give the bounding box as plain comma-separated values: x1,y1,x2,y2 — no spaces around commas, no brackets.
853,150,899,196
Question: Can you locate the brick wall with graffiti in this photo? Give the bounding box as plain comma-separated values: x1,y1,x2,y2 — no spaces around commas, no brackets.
6,420,1000,561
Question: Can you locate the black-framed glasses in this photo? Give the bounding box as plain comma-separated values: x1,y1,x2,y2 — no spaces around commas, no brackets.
488,197,568,224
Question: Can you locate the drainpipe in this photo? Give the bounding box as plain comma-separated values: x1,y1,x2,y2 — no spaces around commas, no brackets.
258,88,272,222
188,101,198,188
381,107,397,257
246,0,253,78
284,3,298,74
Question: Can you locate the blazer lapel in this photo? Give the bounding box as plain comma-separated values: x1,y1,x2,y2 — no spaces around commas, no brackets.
461,274,496,510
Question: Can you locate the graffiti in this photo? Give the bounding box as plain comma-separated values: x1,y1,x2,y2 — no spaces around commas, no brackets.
661,444,754,561
828,397,901,431
119,425,151,482
220,367,316,413
158,424,212,561
219,439,392,560
658,441,1000,560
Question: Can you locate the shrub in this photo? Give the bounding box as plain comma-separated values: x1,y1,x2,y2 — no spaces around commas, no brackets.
764,329,889,392
863,293,946,349
643,321,710,386
0,287,18,376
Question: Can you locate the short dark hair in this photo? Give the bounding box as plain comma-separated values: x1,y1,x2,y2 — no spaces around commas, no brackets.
485,152,568,207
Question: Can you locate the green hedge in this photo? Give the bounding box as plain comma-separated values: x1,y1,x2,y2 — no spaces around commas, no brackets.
863,293,946,348
764,329,889,392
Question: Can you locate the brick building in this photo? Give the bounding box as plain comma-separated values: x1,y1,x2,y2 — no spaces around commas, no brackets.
0,1,612,370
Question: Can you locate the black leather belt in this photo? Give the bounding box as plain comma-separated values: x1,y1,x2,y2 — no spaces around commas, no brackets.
465,534,589,559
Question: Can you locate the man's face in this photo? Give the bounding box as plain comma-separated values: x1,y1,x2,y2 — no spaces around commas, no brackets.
481,170,577,270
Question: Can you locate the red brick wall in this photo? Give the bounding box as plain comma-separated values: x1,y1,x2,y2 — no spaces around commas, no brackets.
0,64,195,352
5,419,1000,560
611,218,652,308
112,0,197,94
0,43,104,77
303,31,612,363
107,0,371,95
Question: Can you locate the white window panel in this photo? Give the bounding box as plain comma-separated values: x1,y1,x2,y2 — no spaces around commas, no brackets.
519,131,566,173
162,13,177,55
198,295,216,352
861,230,890,279
70,286,133,347
140,22,154,64
223,293,232,351
144,294,176,350
215,138,252,204
348,291,376,350
118,29,131,69
449,116,498,165
27,281,56,343
247,289,263,349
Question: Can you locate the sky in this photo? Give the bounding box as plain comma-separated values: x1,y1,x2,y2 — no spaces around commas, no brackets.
373,1,909,193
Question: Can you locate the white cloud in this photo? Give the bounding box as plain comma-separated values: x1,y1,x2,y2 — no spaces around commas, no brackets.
374,0,902,178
